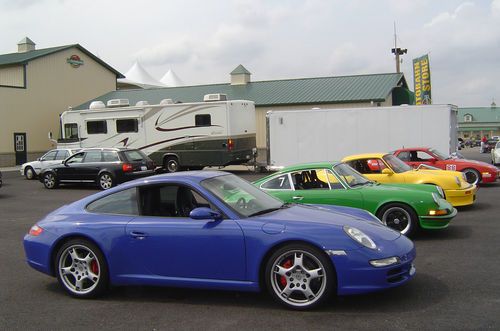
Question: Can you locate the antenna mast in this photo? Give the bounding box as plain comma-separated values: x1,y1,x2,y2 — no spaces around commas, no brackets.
391,22,407,73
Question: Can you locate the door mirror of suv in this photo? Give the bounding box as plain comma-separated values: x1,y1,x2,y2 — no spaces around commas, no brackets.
381,168,394,175
189,207,222,221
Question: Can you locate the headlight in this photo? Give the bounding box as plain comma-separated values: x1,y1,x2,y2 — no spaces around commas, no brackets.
431,193,440,205
343,226,377,250
435,186,445,198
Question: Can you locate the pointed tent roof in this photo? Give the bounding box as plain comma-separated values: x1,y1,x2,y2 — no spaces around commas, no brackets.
230,64,251,75
160,69,184,87
118,61,165,88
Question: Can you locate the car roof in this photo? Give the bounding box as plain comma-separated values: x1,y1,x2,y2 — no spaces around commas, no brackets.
342,153,387,161
278,162,341,173
79,147,133,152
393,147,431,152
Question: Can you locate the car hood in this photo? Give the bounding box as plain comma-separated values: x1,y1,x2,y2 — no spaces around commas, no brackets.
253,204,401,241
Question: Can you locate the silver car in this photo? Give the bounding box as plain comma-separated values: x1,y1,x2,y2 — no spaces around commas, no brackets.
21,149,80,179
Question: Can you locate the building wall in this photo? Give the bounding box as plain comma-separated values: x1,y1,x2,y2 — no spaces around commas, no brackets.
0,47,117,166
255,99,392,148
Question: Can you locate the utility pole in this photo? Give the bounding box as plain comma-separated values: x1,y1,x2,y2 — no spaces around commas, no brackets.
391,22,407,73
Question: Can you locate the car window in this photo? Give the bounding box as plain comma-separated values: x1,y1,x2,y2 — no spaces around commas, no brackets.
102,151,120,162
325,170,344,189
87,188,139,215
347,159,385,174
42,150,57,161
416,151,434,161
66,152,85,164
55,150,69,160
261,174,291,190
396,151,410,161
83,151,102,163
139,184,217,218
123,150,147,162
290,169,329,190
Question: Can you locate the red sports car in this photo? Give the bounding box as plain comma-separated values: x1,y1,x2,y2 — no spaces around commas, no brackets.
392,147,499,184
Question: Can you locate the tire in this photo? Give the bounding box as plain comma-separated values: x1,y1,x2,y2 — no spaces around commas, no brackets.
25,167,35,180
55,239,109,298
98,172,114,190
265,243,335,310
43,172,59,189
164,156,180,173
376,203,418,237
462,168,480,185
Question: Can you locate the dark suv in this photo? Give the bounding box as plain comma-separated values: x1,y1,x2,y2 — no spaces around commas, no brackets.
39,148,155,190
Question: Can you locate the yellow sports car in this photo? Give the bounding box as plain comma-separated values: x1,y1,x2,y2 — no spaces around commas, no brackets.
342,153,477,207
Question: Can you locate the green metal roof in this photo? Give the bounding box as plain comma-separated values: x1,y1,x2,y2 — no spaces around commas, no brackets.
0,44,124,78
75,72,407,109
458,107,500,123
230,64,251,75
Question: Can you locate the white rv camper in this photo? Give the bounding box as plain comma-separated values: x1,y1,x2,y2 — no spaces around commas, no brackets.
56,94,256,172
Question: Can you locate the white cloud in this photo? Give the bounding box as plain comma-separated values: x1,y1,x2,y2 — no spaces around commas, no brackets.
424,2,475,27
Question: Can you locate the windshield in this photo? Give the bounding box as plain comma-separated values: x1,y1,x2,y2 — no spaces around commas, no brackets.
383,154,412,173
429,148,449,160
201,174,284,217
333,163,371,187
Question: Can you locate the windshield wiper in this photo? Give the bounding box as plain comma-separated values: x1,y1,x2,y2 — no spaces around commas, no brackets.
248,203,290,217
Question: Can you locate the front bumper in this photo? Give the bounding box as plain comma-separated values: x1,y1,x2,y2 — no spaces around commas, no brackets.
331,236,416,295
480,170,499,183
419,207,457,230
444,185,477,207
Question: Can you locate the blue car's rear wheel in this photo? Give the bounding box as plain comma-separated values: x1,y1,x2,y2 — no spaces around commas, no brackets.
265,244,334,310
55,239,108,298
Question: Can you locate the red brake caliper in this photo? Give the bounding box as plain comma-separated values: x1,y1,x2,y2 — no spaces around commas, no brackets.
280,260,293,287
90,260,99,275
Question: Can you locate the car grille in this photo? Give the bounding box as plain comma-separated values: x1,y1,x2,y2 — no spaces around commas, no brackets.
386,263,412,284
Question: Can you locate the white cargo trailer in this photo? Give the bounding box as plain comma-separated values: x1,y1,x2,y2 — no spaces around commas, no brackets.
266,104,458,168
55,95,256,172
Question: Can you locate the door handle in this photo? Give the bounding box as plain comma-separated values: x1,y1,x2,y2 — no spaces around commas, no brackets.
292,196,304,201
130,231,148,240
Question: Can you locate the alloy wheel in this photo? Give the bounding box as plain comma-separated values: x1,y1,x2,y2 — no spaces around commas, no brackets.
382,207,411,234
99,174,113,190
58,244,101,295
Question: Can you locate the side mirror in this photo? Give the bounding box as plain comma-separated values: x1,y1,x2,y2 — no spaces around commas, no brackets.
381,168,393,175
189,207,222,221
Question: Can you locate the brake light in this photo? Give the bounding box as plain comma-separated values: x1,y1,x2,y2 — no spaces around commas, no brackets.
227,138,234,151
29,225,43,236
122,163,133,172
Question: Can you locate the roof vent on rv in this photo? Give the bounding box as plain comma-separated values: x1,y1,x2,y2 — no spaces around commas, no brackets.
160,98,174,105
135,101,149,106
204,94,227,102
89,101,106,110
107,99,130,108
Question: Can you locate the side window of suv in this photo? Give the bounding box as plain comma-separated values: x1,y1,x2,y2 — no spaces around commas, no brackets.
83,151,103,163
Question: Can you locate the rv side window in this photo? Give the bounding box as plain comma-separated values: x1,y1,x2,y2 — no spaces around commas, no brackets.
64,123,78,139
87,120,107,134
116,119,138,133
195,114,211,127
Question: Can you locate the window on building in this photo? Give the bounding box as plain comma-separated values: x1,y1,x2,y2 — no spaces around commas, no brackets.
116,119,138,133
87,120,107,134
195,114,211,127
64,123,78,139
464,114,473,122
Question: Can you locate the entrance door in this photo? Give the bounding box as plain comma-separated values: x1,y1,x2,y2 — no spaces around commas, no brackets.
14,133,27,165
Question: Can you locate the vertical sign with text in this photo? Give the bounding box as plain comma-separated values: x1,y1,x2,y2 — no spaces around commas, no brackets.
413,54,432,105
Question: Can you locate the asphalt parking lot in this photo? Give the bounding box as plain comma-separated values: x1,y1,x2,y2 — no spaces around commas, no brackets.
1,148,499,330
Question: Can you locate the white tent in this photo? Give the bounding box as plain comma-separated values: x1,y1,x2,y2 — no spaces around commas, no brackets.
160,69,184,87
118,61,165,89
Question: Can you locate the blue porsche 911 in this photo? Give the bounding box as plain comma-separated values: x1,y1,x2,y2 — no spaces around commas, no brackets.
24,171,416,310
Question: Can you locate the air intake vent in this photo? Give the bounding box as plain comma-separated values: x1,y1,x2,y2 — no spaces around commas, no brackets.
203,94,227,102
107,99,130,107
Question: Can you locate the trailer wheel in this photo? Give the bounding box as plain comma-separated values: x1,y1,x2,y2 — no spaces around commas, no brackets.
164,156,180,173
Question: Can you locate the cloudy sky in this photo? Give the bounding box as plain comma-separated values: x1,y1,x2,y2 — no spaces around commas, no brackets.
1,0,499,107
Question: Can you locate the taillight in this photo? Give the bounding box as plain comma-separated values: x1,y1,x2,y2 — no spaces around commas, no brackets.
122,163,133,172
29,225,43,236
227,138,234,151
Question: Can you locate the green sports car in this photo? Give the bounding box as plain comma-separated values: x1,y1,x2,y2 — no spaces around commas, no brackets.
253,162,457,236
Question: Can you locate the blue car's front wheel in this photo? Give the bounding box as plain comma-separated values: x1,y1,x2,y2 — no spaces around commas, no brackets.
55,239,109,298
265,244,335,310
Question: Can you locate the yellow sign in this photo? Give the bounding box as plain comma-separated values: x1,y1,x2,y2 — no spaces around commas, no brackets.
413,54,432,105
